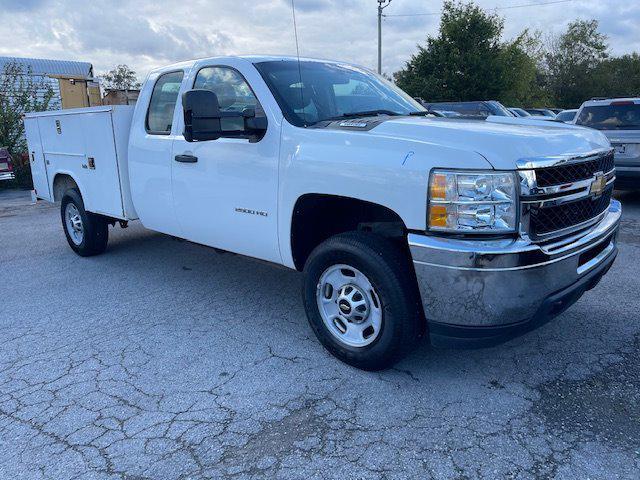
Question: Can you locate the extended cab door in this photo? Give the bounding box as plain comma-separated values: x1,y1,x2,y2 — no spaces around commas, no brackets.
171,61,282,263
128,70,185,236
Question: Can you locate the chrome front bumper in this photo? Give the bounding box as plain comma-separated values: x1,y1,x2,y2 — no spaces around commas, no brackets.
409,200,621,346
0,172,15,181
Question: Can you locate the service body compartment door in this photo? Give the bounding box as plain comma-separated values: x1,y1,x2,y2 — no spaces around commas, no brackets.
24,117,52,201
36,110,125,218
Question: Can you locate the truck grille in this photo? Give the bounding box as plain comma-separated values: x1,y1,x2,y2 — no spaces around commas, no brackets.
530,186,613,235
522,150,615,240
535,150,615,187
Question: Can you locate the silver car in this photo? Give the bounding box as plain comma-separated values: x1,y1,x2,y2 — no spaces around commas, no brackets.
555,109,578,123
575,98,640,190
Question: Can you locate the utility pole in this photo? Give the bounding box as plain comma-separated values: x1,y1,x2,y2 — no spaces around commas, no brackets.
377,0,391,74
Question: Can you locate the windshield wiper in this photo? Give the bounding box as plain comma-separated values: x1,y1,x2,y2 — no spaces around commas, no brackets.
409,110,443,117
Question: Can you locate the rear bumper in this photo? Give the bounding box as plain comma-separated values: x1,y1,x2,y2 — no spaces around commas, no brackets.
0,172,15,181
409,200,621,348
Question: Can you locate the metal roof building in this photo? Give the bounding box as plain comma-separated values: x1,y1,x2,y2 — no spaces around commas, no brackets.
0,56,94,78
0,56,99,110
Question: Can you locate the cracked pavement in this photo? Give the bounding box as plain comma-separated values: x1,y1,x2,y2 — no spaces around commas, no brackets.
0,188,639,479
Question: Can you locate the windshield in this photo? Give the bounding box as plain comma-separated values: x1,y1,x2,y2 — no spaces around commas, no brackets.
254,60,424,126
576,103,640,130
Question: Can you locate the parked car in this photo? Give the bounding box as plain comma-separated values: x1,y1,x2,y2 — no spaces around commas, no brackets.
430,110,461,118
555,109,578,123
0,148,15,182
575,97,640,190
423,100,515,118
508,107,531,117
525,108,557,118
24,56,620,370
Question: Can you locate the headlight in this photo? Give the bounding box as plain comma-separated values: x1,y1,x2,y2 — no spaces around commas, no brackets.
428,170,518,233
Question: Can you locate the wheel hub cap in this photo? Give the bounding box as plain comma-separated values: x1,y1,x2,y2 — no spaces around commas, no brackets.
336,284,369,323
65,203,84,245
316,265,382,348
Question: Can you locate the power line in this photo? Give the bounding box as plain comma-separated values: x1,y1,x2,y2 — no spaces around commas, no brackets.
383,0,574,18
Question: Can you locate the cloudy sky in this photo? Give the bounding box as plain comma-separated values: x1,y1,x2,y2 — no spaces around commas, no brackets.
0,0,638,80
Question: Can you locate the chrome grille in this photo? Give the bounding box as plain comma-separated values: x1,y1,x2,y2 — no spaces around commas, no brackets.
535,150,615,187
519,149,616,241
530,186,613,235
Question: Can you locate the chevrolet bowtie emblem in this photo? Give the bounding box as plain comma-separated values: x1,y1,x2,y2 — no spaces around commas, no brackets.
590,172,606,196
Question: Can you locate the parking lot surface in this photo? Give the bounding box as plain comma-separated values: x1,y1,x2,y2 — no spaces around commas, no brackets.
0,188,639,479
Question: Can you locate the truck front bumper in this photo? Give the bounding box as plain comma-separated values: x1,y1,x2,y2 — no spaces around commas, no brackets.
0,172,15,181
409,199,621,348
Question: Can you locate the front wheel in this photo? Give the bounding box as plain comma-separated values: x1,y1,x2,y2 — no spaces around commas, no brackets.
61,188,108,256
303,232,423,371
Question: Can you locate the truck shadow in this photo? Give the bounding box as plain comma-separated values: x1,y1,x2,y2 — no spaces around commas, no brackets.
100,220,639,391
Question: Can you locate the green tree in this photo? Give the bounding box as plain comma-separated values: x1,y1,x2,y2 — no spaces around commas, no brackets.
595,53,640,98
100,64,141,91
0,61,54,155
394,1,544,105
544,20,609,108
0,60,54,188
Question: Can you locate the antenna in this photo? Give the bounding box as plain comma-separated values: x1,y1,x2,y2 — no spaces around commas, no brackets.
291,0,306,125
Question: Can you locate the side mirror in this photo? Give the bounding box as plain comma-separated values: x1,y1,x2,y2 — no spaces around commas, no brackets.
183,89,223,142
182,90,268,143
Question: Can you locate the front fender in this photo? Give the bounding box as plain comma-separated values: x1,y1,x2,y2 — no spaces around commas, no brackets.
277,122,492,268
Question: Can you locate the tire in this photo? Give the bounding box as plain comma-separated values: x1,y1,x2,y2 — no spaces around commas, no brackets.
303,232,423,371
60,188,109,256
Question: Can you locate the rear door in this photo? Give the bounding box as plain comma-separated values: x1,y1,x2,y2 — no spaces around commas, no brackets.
24,117,52,200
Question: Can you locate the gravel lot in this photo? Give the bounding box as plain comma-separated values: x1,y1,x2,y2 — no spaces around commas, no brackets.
1,188,639,479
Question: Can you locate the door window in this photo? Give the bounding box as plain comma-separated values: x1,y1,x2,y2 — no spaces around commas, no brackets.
194,67,260,113
146,71,184,134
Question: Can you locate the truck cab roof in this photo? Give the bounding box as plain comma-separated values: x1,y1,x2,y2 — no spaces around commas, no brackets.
149,55,357,76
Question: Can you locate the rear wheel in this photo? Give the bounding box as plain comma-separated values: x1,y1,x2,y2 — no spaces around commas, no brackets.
61,188,108,256
303,232,423,370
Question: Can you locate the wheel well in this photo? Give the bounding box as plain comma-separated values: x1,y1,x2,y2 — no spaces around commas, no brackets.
52,174,79,202
290,194,408,271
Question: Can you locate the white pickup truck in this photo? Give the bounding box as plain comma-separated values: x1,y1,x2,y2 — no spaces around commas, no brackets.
25,55,621,370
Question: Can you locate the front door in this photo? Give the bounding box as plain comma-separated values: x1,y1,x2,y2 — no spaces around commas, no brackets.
171,65,281,263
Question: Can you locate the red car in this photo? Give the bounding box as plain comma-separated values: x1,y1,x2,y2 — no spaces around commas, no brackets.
0,148,15,181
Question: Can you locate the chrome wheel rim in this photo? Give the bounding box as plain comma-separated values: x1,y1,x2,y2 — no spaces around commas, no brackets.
316,264,382,347
65,203,84,245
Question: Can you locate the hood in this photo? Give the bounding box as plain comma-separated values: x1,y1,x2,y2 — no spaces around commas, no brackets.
361,115,611,169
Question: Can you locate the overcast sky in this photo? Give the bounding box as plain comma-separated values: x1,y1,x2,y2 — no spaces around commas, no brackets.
0,0,638,80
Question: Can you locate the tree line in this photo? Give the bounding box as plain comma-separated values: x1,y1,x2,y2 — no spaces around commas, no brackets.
394,0,640,109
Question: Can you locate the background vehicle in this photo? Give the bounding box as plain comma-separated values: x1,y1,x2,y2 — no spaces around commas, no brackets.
525,108,557,118
24,56,620,370
508,107,531,117
556,109,578,123
423,100,515,117
575,97,640,189
0,148,15,182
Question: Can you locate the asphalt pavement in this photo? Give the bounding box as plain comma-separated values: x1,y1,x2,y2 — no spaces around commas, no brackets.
0,188,639,479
